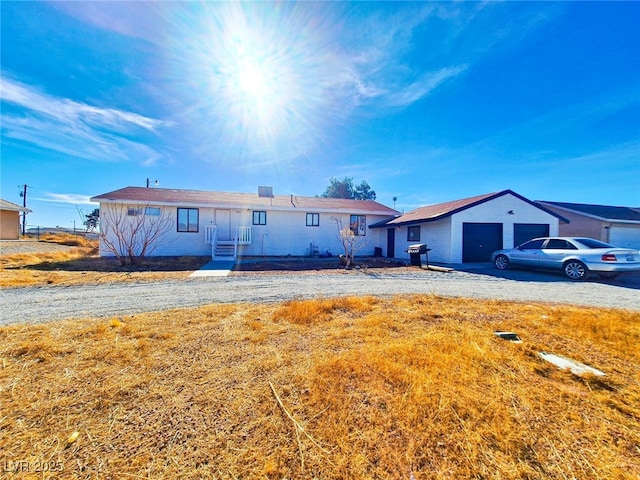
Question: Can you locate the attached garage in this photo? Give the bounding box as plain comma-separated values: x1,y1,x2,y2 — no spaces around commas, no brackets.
609,226,640,249
371,190,568,264
536,201,640,250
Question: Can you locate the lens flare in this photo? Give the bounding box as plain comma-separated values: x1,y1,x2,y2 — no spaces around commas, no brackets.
165,2,341,166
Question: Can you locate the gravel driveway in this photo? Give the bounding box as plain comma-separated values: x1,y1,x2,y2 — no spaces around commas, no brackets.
1,267,639,325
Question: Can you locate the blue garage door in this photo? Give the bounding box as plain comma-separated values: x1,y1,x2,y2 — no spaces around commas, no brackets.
514,223,549,247
463,223,503,263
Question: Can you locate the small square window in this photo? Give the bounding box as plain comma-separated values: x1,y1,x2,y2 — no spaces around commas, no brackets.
127,207,141,216
253,211,267,225
408,226,420,242
306,213,320,227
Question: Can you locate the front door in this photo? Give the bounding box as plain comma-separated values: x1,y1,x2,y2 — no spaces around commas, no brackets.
215,209,231,240
387,228,395,258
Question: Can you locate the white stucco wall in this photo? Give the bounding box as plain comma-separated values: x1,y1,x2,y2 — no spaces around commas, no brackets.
98,202,389,258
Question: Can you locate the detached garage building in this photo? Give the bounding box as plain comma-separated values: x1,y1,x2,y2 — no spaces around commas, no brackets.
0,198,31,240
372,190,568,264
536,201,640,249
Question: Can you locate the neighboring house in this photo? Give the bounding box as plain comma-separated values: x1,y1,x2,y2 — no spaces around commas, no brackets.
0,198,31,240
536,201,640,249
90,186,399,260
371,190,568,263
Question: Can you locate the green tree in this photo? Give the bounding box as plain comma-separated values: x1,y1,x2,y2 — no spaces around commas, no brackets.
321,177,376,201
84,208,99,232
354,180,376,200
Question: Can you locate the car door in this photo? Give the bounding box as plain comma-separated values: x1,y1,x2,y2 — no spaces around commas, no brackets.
538,239,578,268
509,239,545,267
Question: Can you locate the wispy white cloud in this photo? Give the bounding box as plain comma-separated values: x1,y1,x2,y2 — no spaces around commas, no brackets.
383,66,468,108
0,77,168,164
34,193,95,205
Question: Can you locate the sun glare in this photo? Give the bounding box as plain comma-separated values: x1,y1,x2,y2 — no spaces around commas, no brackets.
169,2,335,162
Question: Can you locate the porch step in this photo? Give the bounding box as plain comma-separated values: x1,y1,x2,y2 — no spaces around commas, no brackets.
214,242,236,260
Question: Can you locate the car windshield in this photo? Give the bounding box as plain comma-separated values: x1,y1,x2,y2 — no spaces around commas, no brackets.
574,238,616,249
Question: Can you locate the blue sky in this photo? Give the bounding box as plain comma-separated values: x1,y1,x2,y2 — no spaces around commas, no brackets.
1,1,639,229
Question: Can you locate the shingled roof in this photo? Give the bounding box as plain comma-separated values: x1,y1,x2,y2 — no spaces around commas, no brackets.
371,190,568,228
536,201,640,223
90,186,399,216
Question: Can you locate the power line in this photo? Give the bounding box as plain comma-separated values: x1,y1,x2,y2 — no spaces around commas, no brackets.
18,184,30,236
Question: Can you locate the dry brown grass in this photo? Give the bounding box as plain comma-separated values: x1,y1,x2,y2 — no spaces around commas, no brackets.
0,234,209,288
1,296,638,479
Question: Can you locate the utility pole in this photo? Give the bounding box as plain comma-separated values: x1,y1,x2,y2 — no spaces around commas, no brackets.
18,184,29,236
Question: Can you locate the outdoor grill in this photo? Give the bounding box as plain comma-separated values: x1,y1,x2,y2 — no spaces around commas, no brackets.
406,243,431,267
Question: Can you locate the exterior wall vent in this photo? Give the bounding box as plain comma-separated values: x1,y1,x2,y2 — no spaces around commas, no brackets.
258,186,274,198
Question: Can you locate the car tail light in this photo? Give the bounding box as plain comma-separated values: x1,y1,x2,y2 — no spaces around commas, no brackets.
602,254,617,262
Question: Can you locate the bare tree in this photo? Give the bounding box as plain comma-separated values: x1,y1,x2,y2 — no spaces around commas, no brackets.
99,204,173,266
331,215,363,268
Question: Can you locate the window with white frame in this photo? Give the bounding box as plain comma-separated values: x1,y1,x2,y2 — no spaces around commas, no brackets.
306,213,320,227
145,207,161,216
350,215,366,236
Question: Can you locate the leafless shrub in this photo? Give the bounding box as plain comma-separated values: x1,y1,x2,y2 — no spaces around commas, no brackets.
99,204,173,266
331,215,363,268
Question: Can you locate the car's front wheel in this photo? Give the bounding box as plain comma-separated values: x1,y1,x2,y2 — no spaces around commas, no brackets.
563,260,588,280
494,254,510,270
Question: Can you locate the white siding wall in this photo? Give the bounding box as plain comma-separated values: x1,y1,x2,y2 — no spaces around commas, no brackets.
98,203,389,258
240,210,386,257
393,218,452,263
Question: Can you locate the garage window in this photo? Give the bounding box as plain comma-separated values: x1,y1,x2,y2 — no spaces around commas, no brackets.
407,226,420,242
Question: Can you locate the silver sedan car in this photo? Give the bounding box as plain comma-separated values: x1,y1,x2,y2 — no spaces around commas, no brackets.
491,237,640,280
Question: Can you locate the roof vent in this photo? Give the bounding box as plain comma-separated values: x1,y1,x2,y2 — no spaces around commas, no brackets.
258,186,274,198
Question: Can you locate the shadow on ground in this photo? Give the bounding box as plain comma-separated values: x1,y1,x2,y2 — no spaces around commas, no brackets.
454,263,640,290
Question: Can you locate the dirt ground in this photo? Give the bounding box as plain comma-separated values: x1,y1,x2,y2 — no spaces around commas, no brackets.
232,256,412,273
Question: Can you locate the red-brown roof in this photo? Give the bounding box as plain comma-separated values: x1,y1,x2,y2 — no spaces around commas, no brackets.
91,186,399,215
373,190,568,227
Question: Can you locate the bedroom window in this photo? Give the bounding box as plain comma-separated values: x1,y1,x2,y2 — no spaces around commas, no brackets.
253,210,267,225
350,215,366,236
306,213,320,227
177,208,199,232
407,226,420,242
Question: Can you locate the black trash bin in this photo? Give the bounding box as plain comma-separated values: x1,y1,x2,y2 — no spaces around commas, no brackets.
406,243,430,267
